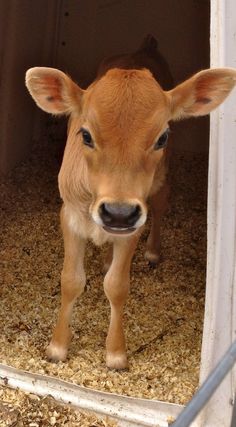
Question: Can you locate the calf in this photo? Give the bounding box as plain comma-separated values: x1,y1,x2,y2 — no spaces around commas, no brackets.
26,37,236,369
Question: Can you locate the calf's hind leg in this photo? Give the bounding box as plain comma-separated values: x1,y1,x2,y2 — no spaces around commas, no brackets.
46,207,86,361
145,182,169,266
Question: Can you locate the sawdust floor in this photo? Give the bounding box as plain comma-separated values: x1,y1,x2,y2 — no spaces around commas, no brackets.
0,137,207,407
0,386,117,426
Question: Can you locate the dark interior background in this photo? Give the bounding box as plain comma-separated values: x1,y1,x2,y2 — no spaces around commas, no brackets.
0,0,210,174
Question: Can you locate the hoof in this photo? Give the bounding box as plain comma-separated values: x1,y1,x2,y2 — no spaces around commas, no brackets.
46,343,68,362
106,353,128,370
148,260,158,269
144,250,160,267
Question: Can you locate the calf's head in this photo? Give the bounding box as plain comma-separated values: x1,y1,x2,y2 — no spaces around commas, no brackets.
26,66,236,235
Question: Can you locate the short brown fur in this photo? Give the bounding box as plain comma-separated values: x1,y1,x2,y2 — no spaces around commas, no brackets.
26,36,236,368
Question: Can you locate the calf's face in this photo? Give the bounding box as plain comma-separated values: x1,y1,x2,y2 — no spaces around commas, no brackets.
71,69,171,235
26,66,236,235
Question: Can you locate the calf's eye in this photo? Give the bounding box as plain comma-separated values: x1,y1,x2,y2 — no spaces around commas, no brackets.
79,128,94,148
154,129,169,150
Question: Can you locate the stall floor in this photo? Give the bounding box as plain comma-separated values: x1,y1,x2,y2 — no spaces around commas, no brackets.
0,385,117,427
0,136,207,406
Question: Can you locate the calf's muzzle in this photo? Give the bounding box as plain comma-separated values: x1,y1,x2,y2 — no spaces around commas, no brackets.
99,202,142,233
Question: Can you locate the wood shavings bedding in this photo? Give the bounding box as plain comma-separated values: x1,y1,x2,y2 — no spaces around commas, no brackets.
0,137,207,406
0,386,117,426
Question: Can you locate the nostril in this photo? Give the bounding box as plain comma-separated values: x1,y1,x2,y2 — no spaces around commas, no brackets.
127,205,141,225
99,203,141,228
99,203,113,224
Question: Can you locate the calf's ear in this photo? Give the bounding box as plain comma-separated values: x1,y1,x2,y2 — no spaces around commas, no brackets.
168,68,236,120
25,67,83,115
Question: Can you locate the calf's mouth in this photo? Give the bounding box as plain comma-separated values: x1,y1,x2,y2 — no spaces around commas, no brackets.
102,225,136,235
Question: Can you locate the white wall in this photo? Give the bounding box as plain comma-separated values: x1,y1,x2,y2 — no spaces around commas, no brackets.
198,1,236,425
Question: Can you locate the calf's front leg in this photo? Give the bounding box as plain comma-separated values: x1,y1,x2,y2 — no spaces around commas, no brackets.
104,233,140,370
46,206,86,361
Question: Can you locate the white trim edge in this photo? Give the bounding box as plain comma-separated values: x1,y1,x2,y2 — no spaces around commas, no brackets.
198,1,236,426
0,363,183,427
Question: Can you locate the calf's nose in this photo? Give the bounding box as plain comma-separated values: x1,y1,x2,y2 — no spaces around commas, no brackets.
99,202,141,228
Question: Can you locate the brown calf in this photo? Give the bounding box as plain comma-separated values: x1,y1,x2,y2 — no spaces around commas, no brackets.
26,38,236,369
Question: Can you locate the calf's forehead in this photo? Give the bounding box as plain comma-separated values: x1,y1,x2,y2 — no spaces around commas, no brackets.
82,69,170,137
